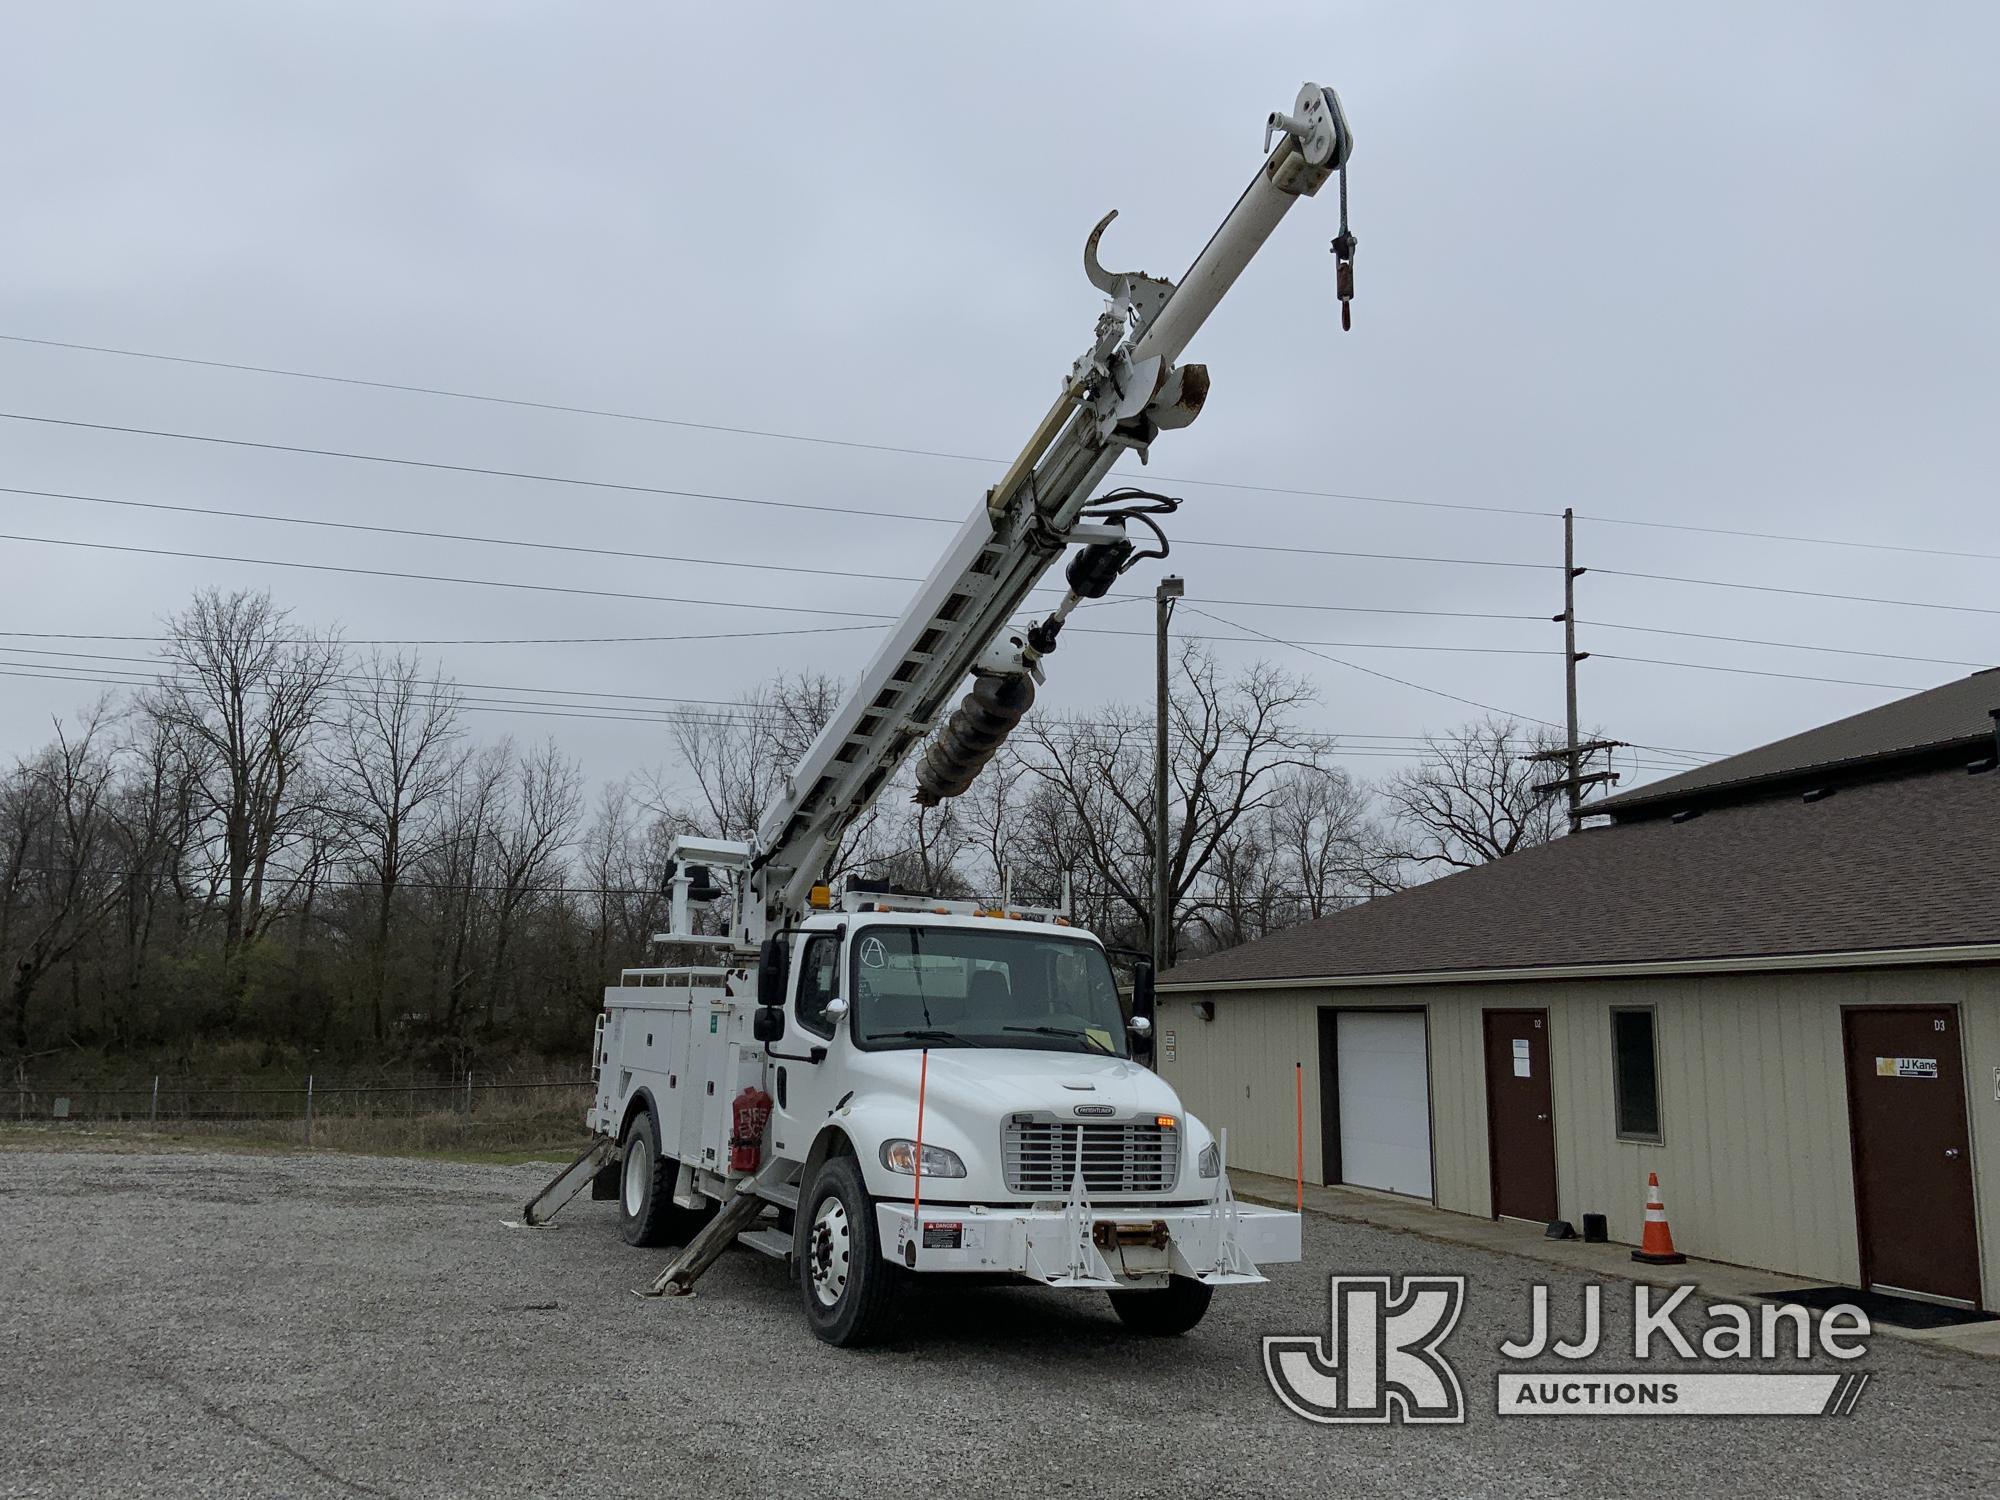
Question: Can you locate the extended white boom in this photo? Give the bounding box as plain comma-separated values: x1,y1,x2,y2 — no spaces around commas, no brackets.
708,82,1353,942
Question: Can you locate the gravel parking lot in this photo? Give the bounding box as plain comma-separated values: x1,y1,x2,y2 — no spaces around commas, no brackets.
5,1148,1999,1498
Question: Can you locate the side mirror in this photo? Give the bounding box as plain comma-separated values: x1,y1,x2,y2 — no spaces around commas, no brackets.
753,1006,786,1043
1131,959,1156,1025
1127,1014,1153,1036
757,934,790,1010
824,995,850,1022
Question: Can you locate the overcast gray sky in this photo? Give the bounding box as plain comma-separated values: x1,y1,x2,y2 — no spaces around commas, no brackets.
3,2,1995,800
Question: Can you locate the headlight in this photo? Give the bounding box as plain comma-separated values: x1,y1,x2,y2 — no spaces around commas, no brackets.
880,1139,968,1178
1197,1140,1220,1178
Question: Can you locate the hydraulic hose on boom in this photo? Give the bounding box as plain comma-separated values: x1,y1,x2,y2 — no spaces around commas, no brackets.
714,81,1355,945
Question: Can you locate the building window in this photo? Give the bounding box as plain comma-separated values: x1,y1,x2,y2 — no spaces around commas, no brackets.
1611,1007,1662,1142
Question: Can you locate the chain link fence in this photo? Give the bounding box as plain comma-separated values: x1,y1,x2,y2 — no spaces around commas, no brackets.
8,1070,597,1151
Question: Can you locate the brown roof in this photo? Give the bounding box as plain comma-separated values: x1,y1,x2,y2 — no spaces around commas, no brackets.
1161,760,2000,988
1598,667,2000,816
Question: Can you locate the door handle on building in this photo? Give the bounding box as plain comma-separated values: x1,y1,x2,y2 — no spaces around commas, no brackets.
1537,1113,1549,1122
1946,1148,1962,1159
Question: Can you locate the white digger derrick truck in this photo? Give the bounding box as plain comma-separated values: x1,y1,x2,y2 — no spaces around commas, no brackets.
521,81,1356,1346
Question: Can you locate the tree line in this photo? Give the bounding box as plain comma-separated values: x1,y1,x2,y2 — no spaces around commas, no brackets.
1,588,1561,1068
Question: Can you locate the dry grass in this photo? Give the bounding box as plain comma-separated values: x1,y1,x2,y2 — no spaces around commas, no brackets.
0,1085,594,1165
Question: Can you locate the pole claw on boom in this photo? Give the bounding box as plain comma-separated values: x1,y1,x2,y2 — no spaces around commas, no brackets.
1081,210,1176,340
1082,210,1123,295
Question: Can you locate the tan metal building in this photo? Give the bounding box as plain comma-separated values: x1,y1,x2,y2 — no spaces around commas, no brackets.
1158,671,2000,1308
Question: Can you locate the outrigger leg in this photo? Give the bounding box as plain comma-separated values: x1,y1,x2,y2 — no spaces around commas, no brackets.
641,1159,797,1298
510,1137,618,1228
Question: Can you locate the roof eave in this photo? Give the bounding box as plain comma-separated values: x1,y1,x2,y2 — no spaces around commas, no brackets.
1598,734,1994,817
1159,940,2000,993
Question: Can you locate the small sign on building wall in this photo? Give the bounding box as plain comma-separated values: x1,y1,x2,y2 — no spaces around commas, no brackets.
1875,1056,1938,1079
1162,1029,1177,1064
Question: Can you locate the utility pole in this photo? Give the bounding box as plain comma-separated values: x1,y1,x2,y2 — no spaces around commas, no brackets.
1562,506,1582,834
1527,508,1620,830
1154,576,1184,975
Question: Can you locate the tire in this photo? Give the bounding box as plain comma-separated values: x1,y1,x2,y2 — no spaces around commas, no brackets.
798,1155,901,1347
618,1108,711,1248
1107,1276,1214,1336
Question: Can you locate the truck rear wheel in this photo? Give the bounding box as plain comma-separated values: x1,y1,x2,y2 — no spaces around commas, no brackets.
799,1156,900,1347
618,1109,710,1247
1107,1276,1214,1336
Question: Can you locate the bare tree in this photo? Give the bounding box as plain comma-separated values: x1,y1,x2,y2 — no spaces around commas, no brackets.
661,672,843,842
1378,716,1564,873
1,707,125,1051
1186,765,1391,953
484,738,584,1029
1015,644,1324,967
422,744,509,1034
147,589,343,966
1267,765,1392,917
104,708,206,1022
959,753,1028,895
853,790,975,898
328,652,467,1039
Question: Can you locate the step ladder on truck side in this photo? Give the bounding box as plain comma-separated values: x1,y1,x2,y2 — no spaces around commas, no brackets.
523,79,1352,1345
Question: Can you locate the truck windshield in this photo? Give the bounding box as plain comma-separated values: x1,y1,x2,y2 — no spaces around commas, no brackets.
850,925,1127,1057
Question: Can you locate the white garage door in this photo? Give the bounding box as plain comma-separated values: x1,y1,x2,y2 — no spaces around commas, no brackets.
1335,1011,1433,1199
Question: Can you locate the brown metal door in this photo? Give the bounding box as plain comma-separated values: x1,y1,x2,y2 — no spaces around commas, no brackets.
1842,1006,1981,1305
1483,1009,1558,1221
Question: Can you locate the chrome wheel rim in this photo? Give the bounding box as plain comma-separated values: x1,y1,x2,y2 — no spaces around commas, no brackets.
622,1135,650,1218
809,1196,850,1308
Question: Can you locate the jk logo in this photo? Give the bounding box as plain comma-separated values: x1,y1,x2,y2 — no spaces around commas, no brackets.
1264,1275,1467,1424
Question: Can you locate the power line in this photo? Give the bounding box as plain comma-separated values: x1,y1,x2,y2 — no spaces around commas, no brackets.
1595,566,2000,620
0,528,1554,626
13,411,1982,620
1183,602,1568,732
0,482,1556,576
1580,617,1994,672
0,486,925,585
1594,654,1919,692
14,332,1991,561
0,624,1719,759
0,627,1560,668
0,332,1554,521
0,639,1604,749
1579,511,1997,565
0,658,1704,771
0,411,952,525
0,624,888,648
0,531,902,620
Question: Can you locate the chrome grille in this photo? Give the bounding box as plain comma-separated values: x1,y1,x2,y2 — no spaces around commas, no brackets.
1002,1118,1177,1196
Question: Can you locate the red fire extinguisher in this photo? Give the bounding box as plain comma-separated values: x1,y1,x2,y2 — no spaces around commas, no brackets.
729,1086,773,1173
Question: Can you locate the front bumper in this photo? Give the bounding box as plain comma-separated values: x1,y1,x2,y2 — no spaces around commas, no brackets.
875,1200,1301,1289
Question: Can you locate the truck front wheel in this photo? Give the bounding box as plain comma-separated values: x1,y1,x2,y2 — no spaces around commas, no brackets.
799,1156,900,1347
1107,1276,1214,1336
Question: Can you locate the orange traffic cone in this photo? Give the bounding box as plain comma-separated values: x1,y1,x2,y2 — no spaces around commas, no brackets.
1631,1171,1687,1264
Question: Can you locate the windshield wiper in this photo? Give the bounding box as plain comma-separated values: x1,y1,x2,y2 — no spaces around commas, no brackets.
1000,1024,1116,1056
871,1028,977,1047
